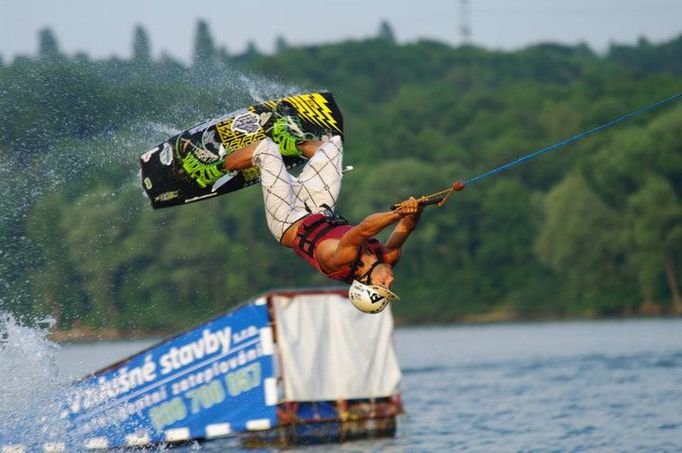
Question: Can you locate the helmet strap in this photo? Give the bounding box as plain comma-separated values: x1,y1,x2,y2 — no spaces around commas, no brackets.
355,259,382,285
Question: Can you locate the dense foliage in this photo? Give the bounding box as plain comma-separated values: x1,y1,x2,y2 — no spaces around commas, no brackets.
1,24,681,333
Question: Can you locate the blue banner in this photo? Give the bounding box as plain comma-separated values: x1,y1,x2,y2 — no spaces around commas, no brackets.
64,302,276,448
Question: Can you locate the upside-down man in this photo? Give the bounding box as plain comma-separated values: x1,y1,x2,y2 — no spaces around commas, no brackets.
181,119,423,313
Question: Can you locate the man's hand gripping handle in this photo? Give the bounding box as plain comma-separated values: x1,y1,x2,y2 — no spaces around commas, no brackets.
390,181,465,210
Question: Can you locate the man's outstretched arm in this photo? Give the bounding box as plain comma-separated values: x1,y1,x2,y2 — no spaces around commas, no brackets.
332,199,421,267
383,198,423,264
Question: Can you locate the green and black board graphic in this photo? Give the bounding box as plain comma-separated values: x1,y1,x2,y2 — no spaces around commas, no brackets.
140,92,344,209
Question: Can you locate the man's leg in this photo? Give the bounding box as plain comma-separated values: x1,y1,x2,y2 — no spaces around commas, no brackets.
298,140,326,159
181,109,316,188
292,136,344,213
223,139,261,171
221,136,342,240
224,138,324,171
245,139,308,243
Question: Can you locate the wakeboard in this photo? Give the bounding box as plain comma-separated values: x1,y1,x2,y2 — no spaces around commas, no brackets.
140,92,344,209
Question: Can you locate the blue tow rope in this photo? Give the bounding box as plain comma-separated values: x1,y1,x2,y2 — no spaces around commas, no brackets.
464,92,682,186
393,92,682,209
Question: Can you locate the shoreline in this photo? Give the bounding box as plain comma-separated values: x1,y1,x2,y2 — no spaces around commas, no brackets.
48,312,681,344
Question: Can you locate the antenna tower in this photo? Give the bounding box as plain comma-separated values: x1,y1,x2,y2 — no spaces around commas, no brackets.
459,0,472,44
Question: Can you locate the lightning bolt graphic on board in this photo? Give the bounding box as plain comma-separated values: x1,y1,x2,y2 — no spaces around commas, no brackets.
283,94,341,132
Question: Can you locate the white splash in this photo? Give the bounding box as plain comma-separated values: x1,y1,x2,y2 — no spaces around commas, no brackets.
0,314,70,448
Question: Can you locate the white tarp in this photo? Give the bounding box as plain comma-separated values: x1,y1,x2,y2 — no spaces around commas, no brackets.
272,292,401,401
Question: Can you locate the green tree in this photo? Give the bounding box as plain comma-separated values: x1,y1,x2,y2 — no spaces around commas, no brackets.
625,176,682,313
216,46,230,67
193,19,215,68
132,25,152,63
536,172,631,315
26,192,89,326
245,40,259,58
275,35,289,53
377,20,396,44
38,27,60,61
59,188,141,328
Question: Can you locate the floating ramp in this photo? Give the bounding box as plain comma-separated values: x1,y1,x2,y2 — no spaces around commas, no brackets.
2,288,402,451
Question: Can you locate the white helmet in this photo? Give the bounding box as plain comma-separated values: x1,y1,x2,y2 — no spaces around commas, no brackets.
348,280,400,314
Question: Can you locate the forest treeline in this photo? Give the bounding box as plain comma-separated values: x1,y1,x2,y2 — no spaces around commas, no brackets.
1,22,681,333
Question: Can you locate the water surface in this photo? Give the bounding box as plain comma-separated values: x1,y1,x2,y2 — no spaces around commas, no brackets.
31,319,682,451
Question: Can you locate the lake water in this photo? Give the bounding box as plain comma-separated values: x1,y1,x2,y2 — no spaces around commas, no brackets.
6,318,682,452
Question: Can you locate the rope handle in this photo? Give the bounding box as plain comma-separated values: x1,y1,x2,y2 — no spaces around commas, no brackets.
391,181,465,210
